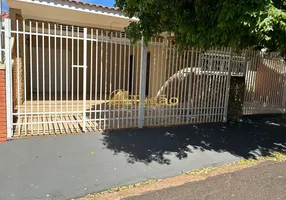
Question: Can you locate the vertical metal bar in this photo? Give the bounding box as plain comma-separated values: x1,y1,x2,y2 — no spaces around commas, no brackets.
280,61,285,110
253,51,259,113
29,21,34,135
82,28,87,132
145,39,151,126
99,30,103,129
154,38,160,125
54,24,57,130
36,22,40,134
210,49,217,122
180,50,187,124
138,37,147,128
119,32,123,128
66,25,69,123
16,20,21,136
48,23,51,132
202,50,209,123
130,41,135,127
245,50,254,115
205,49,212,122
207,49,215,122
213,49,220,122
250,51,258,111
71,26,74,130
248,50,256,114
169,43,175,124
247,50,254,111
219,48,226,119
76,27,79,131
136,39,140,127
94,29,98,128
150,38,156,126
253,51,260,110
167,40,173,124
109,32,113,129
154,39,160,125
219,48,228,121
262,56,267,110
171,48,178,124
223,47,233,122
126,35,130,128
42,22,46,134
5,19,13,138
269,58,275,107
183,50,191,124
123,33,127,128
158,39,165,125
193,49,200,123
145,40,151,126
198,51,205,123
23,20,27,135
282,65,286,110
243,49,248,77
89,29,93,125
176,50,183,124
162,39,169,125
104,30,108,130
113,31,117,128
186,48,193,123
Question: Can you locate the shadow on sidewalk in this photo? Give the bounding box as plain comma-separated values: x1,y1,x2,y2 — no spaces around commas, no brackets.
101,115,286,165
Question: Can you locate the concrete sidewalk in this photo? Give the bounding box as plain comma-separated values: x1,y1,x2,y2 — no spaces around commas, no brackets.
0,115,286,200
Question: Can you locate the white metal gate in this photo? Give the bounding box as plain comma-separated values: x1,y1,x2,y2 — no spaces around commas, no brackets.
243,50,286,115
4,19,234,137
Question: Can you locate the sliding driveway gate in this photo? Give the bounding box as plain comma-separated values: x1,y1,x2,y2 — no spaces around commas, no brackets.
3,19,237,137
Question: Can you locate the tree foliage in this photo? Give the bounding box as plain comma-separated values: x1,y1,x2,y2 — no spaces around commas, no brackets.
115,0,286,54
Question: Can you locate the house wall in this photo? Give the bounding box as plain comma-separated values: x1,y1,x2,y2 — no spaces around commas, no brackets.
11,9,25,111
0,68,7,142
23,29,169,101
25,35,148,99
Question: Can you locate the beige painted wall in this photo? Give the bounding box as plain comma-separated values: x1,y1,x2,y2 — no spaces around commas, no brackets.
26,35,158,99
24,33,186,102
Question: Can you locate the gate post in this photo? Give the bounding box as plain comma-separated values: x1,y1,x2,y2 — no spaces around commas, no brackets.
4,19,13,139
138,37,147,128
223,47,233,122
82,28,87,132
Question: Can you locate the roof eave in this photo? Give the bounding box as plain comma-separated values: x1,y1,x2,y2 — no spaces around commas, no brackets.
12,0,139,21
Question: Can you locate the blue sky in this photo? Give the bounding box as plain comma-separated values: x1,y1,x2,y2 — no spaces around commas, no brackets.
2,0,116,12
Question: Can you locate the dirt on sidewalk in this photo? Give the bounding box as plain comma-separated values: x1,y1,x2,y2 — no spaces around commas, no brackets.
78,154,286,200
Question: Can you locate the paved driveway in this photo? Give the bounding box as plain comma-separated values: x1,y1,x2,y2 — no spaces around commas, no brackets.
0,115,286,200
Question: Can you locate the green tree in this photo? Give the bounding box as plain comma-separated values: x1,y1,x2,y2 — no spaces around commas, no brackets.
115,0,286,54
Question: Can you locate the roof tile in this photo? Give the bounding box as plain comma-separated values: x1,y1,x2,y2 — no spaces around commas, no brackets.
65,0,119,11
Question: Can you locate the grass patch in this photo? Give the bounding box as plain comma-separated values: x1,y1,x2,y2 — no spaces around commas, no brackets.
83,179,159,198
266,151,286,162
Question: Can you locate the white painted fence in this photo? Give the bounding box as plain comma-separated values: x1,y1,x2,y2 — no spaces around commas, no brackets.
3,19,237,137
